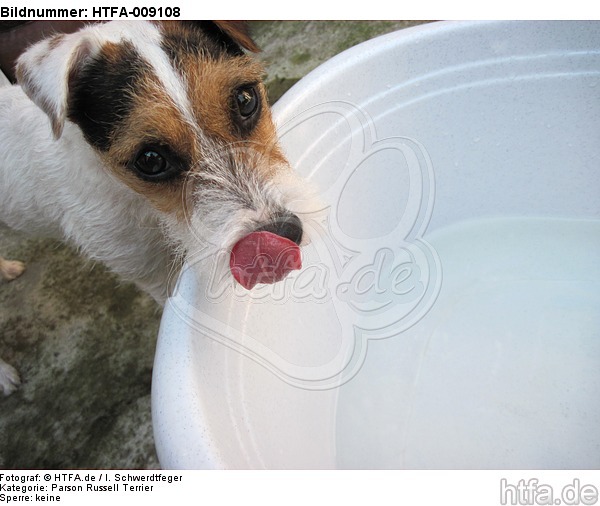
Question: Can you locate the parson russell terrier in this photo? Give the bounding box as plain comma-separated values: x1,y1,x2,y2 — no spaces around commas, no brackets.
0,21,316,395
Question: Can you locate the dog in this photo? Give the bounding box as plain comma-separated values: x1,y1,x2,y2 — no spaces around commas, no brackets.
0,21,314,395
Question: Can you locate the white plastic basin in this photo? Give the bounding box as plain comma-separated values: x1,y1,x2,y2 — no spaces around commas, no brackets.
152,20,600,469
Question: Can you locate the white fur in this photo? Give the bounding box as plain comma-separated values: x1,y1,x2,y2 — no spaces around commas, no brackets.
0,86,174,302
0,21,318,396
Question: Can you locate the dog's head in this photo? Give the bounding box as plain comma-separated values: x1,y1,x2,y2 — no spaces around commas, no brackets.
16,21,316,285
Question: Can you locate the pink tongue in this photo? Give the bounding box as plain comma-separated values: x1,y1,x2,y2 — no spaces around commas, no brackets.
230,231,302,290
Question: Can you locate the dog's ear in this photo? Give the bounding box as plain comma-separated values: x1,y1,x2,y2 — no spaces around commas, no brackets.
16,31,95,139
212,21,261,53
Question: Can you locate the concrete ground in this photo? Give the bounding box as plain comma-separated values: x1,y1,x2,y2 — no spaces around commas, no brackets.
0,20,428,469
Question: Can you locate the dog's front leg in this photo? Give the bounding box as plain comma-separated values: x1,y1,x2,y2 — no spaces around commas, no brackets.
0,256,24,395
0,256,25,281
0,358,20,396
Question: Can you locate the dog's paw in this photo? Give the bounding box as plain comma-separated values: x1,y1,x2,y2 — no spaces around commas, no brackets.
0,259,26,281
0,359,21,396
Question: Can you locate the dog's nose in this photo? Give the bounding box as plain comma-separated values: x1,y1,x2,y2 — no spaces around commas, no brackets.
257,212,303,245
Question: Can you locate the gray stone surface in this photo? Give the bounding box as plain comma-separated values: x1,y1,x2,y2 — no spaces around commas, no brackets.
0,20,429,469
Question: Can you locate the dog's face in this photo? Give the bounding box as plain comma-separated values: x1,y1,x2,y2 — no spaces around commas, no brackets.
16,21,313,266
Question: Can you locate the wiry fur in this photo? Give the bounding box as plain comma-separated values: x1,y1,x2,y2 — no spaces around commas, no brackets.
0,21,317,395
170,137,315,251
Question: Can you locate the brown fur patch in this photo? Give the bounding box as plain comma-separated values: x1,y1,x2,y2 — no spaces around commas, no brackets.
103,73,197,218
213,21,260,53
183,54,289,172
97,27,290,221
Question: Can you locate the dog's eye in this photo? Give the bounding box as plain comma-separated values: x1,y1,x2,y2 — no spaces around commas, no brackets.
231,85,261,136
234,86,259,118
137,150,166,175
131,146,179,181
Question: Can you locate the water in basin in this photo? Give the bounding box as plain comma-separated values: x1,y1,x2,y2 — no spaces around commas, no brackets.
335,217,600,469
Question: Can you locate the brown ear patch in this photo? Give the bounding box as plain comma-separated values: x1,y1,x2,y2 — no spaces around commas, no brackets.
213,21,260,53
